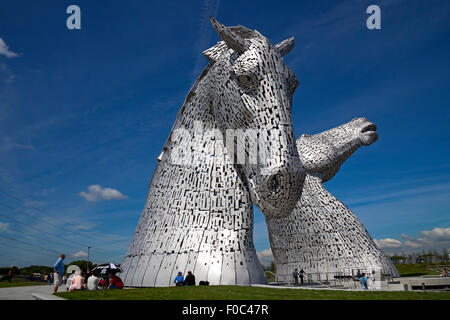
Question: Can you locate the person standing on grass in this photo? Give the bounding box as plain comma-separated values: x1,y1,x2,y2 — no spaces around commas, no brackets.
7,269,12,282
360,273,369,290
184,271,196,286
53,254,65,293
442,268,448,277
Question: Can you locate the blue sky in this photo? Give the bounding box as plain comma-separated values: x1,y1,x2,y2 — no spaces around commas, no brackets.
0,0,449,267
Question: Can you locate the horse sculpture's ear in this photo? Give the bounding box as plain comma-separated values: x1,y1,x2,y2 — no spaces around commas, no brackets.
275,37,295,56
210,17,249,53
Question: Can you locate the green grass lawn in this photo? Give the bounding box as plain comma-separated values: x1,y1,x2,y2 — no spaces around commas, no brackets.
0,278,47,288
55,285,450,300
396,263,445,277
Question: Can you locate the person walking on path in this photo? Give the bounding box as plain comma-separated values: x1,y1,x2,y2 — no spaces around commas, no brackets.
184,271,196,286
53,254,65,293
293,269,299,284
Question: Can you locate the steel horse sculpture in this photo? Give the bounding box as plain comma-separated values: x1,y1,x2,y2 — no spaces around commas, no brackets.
120,18,305,287
267,118,399,281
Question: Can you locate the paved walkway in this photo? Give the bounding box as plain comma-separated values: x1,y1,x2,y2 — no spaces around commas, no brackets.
0,284,65,300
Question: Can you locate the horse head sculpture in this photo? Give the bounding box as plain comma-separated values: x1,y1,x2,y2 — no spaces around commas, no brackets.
120,18,304,287
267,118,399,281
298,117,378,182
204,18,305,218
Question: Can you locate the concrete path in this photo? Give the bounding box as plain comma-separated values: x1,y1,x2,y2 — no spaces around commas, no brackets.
0,284,65,300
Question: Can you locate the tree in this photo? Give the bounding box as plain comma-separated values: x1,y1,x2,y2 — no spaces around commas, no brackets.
442,249,449,262
270,260,276,274
390,254,406,264
19,265,53,275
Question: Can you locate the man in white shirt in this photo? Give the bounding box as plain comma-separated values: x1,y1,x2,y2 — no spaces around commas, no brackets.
87,273,99,290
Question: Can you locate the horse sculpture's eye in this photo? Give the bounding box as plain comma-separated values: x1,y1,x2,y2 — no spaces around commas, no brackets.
236,73,258,90
268,173,282,194
238,75,252,86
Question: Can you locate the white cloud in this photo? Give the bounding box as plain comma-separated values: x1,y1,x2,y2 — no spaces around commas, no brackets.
256,248,274,267
419,227,450,242
79,184,127,202
0,38,19,58
375,227,450,254
71,250,88,258
0,222,10,232
374,238,402,248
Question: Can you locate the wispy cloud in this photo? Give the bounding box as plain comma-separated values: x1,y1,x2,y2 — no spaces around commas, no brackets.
66,222,96,232
0,136,35,151
345,182,450,207
375,226,450,254
23,199,47,208
0,38,19,58
373,238,402,248
71,250,88,258
0,222,10,232
79,184,127,202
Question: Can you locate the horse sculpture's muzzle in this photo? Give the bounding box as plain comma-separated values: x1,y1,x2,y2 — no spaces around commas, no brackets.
358,120,378,146
256,162,305,218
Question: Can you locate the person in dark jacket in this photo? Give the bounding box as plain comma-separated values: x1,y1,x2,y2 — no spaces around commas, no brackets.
184,271,196,286
299,269,305,284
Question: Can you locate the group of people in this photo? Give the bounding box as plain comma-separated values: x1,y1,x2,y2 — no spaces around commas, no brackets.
52,253,448,292
292,268,305,284
292,268,370,290
173,271,196,286
52,254,124,293
0,269,14,282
